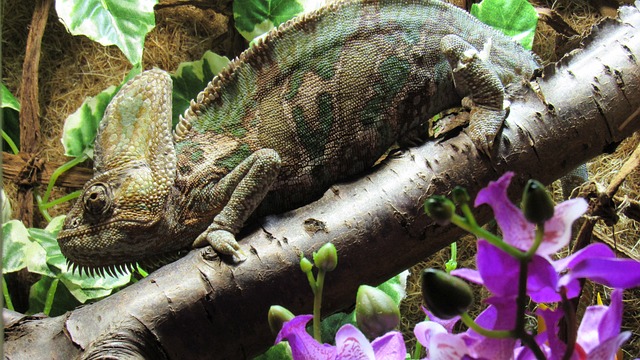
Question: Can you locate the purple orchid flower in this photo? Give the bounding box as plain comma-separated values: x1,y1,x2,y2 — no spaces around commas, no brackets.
516,289,631,359
415,299,517,360
451,172,640,302
275,315,407,360
474,172,587,258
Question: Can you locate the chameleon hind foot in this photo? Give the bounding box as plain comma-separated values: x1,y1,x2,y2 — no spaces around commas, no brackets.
194,229,247,263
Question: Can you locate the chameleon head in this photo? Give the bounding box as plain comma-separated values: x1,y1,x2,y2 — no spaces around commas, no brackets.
57,69,178,274
58,167,170,273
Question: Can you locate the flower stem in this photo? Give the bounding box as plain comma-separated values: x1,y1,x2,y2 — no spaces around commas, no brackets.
525,224,544,259
515,258,528,337
445,242,458,273
514,223,546,359
560,288,577,360
313,269,325,342
460,312,513,338
451,214,524,259
521,333,547,360
3,276,14,311
43,278,59,316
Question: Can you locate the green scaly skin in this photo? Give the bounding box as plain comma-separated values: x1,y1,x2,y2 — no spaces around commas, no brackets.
58,0,539,274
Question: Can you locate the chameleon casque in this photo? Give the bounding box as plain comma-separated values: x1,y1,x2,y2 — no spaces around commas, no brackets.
57,0,540,274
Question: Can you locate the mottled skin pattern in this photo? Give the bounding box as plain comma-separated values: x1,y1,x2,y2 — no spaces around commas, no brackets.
58,0,539,273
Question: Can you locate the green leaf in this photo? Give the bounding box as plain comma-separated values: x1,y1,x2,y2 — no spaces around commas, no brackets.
55,0,157,65
376,270,409,306
61,85,117,157
1,82,20,111
1,189,12,223
252,342,292,360
27,215,132,303
1,82,20,149
171,51,230,127
59,274,130,304
471,0,538,50
28,276,81,316
234,0,324,41
29,215,131,303
320,311,356,344
2,220,51,276
61,66,141,157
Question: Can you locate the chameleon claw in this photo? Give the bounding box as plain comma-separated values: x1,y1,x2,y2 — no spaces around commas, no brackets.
194,229,247,262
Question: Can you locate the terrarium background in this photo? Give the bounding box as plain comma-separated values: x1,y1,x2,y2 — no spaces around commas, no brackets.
2,0,639,357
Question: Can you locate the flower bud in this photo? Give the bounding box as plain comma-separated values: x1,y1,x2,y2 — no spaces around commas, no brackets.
355,285,400,339
313,243,338,272
522,179,554,225
421,268,473,319
424,196,455,225
268,305,295,335
300,256,313,273
452,186,471,205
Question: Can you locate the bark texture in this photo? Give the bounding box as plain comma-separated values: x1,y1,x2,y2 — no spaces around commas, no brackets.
5,5,640,359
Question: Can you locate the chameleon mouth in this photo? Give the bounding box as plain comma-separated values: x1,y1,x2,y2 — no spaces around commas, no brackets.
65,250,187,277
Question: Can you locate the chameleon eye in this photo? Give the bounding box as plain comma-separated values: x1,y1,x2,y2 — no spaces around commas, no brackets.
83,183,112,216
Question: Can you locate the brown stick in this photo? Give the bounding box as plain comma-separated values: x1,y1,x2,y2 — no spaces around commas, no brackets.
2,152,92,189
16,0,53,226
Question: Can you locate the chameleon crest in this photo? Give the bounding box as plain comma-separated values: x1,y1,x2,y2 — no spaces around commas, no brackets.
58,0,539,274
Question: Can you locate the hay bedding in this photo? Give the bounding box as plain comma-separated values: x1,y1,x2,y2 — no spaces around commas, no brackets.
2,0,638,356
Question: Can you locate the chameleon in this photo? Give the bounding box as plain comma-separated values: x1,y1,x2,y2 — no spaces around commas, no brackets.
57,0,539,275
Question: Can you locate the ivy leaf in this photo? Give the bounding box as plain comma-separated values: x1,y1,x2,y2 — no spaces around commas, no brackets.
1,189,12,223
1,82,20,111
28,277,81,316
55,0,157,65
471,0,538,50
233,0,324,41
252,342,292,360
171,51,230,127
1,82,20,149
30,215,132,304
61,66,141,158
2,220,52,276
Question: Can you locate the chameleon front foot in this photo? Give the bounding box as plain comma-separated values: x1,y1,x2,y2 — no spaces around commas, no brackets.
193,229,247,263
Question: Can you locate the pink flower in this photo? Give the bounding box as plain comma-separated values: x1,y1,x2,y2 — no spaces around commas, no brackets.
276,315,406,360
474,172,587,258
453,172,640,302
520,289,631,359
415,300,516,360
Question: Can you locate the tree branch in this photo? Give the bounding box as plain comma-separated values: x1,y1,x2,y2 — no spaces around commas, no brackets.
5,5,640,360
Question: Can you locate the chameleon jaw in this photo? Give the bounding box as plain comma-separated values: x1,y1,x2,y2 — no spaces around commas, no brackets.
64,249,187,278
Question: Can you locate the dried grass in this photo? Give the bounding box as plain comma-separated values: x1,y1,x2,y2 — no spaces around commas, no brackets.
2,0,639,356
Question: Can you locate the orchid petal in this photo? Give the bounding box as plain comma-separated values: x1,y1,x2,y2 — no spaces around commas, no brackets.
586,332,631,359
429,332,471,360
414,321,448,348
371,331,407,360
420,306,461,333
276,315,337,360
526,255,561,303
555,243,615,271
569,256,640,289
450,268,483,286
468,299,517,360
476,240,519,297
535,306,566,358
475,172,534,251
556,244,640,289
577,289,623,354
335,324,374,360
537,198,588,256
